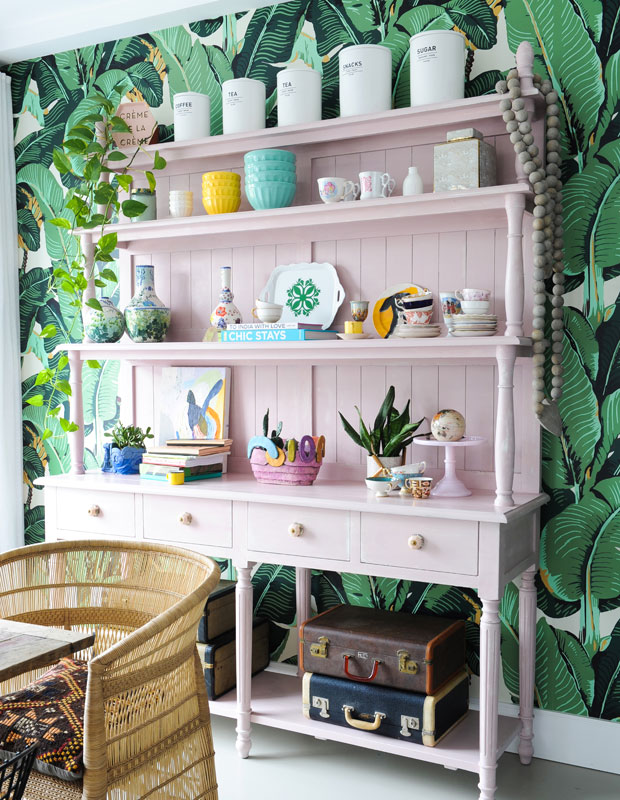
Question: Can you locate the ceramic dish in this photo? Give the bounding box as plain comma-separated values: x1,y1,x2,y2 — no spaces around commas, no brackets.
450,329,497,337
394,324,441,338
336,332,372,340
373,283,431,338
260,262,345,330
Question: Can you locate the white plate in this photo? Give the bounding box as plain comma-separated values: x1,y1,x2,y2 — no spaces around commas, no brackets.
337,333,372,340
260,262,345,330
450,329,497,337
394,327,441,338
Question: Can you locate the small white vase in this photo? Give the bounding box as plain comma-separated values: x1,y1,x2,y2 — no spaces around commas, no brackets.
366,454,405,478
403,166,424,196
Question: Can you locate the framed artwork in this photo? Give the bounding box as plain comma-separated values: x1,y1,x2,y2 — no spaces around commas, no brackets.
158,367,231,442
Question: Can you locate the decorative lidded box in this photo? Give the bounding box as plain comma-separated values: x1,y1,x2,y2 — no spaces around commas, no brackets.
433,128,496,192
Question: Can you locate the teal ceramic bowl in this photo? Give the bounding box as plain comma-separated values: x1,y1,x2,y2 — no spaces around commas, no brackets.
244,148,296,165
245,180,296,210
244,167,297,184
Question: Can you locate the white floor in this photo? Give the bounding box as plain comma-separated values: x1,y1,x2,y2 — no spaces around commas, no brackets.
211,716,620,800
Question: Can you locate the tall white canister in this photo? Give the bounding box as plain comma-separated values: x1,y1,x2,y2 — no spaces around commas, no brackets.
173,92,210,141
409,30,465,106
339,44,392,117
222,78,266,134
277,67,322,126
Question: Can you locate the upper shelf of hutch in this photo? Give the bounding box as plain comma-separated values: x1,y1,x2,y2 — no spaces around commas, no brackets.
98,185,533,252
120,90,544,176
62,336,532,366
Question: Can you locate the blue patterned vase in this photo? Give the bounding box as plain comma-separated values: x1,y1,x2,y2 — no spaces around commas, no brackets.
124,264,171,343
83,297,125,343
110,446,145,475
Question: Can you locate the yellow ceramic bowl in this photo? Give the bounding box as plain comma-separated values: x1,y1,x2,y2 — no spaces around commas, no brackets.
202,187,242,197
202,171,240,184
202,194,241,215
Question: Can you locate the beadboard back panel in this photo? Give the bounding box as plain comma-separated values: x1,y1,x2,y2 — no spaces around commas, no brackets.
119,128,538,494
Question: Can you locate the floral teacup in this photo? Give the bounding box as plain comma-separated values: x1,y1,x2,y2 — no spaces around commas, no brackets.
405,476,433,499
403,309,433,325
317,177,358,204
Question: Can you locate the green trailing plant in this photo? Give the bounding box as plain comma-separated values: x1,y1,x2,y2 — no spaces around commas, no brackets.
105,421,153,450
24,88,166,440
262,409,284,449
339,385,424,457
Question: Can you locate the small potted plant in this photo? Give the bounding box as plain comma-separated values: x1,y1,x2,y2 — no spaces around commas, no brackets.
339,386,425,478
247,410,324,486
104,422,154,475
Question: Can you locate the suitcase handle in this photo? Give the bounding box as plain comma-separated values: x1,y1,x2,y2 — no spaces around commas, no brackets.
342,705,385,731
343,655,381,682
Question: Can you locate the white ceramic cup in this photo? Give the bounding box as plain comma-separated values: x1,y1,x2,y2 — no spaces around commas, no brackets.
252,306,283,323
222,78,266,134
255,298,283,310
173,92,210,141
277,67,322,126
359,171,395,200
169,190,193,218
456,288,491,301
317,177,359,203
461,300,490,314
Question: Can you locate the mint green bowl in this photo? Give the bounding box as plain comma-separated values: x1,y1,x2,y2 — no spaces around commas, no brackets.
244,148,296,165
245,167,297,184
245,180,296,210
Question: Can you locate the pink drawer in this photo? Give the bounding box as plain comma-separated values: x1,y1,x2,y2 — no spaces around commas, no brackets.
247,503,350,561
361,515,478,575
57,489,136,537
143,495,232,549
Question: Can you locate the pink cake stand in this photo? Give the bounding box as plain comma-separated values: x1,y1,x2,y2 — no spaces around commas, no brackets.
414,434,485,497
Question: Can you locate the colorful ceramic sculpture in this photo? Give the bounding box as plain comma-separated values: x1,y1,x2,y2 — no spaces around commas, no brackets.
248,411,323,485
431,409,466,442
210,266,242,328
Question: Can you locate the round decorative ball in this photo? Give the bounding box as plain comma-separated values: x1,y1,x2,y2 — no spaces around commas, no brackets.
431,409,466,442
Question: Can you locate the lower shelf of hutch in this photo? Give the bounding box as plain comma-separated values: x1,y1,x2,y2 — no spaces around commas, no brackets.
208,667,520,773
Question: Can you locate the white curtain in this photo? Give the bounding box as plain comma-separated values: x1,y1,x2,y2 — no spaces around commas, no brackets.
0,73,24,550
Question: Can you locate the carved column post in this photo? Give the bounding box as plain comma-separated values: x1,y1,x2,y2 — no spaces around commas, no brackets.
519,565,537,764
495,346,517,507
68,350,84,475
505,193,525,338
235,563,255,758
478,597,501,800
296,567,312,677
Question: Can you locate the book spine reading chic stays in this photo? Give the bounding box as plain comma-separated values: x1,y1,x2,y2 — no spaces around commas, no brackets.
220,329,337,342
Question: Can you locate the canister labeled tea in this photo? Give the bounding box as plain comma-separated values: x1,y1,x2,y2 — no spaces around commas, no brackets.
222,78,266,134
410,30,465,107
173,92,210,141
339,45,392,117
277,67,322,126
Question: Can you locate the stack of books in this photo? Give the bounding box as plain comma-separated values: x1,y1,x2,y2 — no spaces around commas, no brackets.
139,439,232,482
219,322,337,342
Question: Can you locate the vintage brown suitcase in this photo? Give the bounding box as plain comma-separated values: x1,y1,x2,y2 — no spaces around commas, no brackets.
197,579,236,642
302,669,469,747
299,605,465,694
198,617,270,700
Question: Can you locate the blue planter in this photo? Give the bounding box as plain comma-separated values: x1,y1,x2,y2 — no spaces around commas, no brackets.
110,446,145,475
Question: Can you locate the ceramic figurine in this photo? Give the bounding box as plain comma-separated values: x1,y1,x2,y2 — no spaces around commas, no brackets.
431,409,466,442
210,266,242,328
83,297,125,343
248,410,323,485
124,264,171,343
402,166,424,195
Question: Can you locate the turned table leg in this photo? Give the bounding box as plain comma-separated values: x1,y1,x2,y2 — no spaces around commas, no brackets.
68,351,84,475
295,567,312,677
478,597,501,800
519,565,537,764
235,563,254,758
494,346,517,507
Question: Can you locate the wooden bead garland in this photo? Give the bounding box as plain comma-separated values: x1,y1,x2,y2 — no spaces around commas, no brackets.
496,67,565,424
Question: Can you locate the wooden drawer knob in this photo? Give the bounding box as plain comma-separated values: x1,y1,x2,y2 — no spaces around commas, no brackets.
288,523,304,538
88,505,100,517
408,534,425,550
179,512,193,526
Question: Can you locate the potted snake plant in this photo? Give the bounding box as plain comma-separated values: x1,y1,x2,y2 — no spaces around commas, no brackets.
339,386,424,477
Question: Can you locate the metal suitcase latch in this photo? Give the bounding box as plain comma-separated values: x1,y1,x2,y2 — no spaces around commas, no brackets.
310,636,329,658
400,715,420,737
397,649,419,675
312,696,330,718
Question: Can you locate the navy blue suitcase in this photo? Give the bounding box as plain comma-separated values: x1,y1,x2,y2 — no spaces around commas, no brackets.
302,670,469,746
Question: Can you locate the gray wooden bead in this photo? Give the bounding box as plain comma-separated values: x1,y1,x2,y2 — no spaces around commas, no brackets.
507,69,519,81
547,175,558,188
528,144,539,157
532,230,545,242
534,256,546,268
547,130,561,143
534,181,546,194
507,77,520,89
523,160,537,173
512,98,525,111
551,353,562,364
529,170,543,183
533,218,545,231
551,307,563,319
547,140,560,152
533,268,545,281
533,341,547,354
509,87,522,99
510,131,523,144
551,364,563,375
523,133,534,145
503,109,515,121
534,401,545,415
551,319,563,330
541,80,552,93
551,387,562,399
552,284,564,296
533,293,546,306
496,80,508,94
534,292,547,305
547,163,560,176
551,295,564,307
519,150,532,163
514,141,527,153
534,243,546,255
515,109,529,122
507,120,519,133
548,151,561,163
551,377,563,388
546,91,559,104
552,341,563,353
534,206,546,218
547,115,559,128
533,380,546,394
547,103,560,116
553,272,565,284
545,239,553,251
533,354,545,366
500,99,513,112
534,192,548,204
532,312,545,327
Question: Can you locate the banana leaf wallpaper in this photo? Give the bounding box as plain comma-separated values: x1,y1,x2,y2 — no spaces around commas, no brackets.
5,0,620,722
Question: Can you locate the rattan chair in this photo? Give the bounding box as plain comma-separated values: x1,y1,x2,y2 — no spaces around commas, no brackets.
0,540,221,800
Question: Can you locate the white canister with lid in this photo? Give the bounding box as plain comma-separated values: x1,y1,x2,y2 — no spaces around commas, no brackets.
409,30,465,107
222,78,266,134
339,45,392,117
277,67,322,126
173,92,210,141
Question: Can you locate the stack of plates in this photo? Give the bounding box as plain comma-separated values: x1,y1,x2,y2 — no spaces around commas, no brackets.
449,314,497,337
394,323,441,339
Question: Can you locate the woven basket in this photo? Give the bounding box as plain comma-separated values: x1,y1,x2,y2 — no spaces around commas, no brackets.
250,448,321,485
